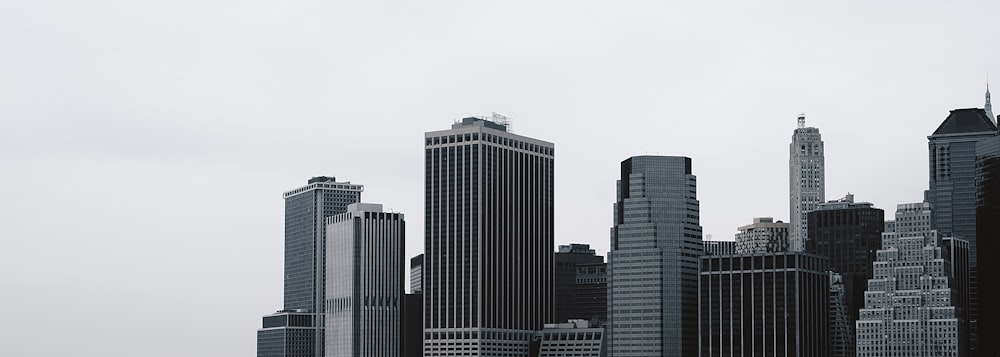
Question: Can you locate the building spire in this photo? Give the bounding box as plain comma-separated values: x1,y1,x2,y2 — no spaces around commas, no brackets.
797,113,806,128
987,75,995,125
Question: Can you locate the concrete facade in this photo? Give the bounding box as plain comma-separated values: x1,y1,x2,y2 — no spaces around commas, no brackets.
789,114,826,252
734,217,789,254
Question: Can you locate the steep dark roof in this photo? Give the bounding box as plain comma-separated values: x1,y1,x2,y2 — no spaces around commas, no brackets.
933,108,998,135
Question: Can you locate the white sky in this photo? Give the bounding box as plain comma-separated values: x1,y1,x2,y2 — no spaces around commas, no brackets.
2,1,998,356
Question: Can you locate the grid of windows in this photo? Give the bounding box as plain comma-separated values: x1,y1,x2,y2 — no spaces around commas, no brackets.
698,253,830,357
608,156,702,357
424,118,554,356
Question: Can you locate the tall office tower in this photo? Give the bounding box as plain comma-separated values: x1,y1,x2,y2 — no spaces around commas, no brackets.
423,117,555,356
325,203,404,357
410,254,423,294
734,217,790,253
554,244,604,323
790,114,826,252
806,194,884,357
608,156,703,357
537,320,606,357
975,136,1000,356
829,272,852,357
258,177,363,357
703,240,735,256
986,82,995,125
855,231,964,357
928,108,998,355
699,253,830,356
575,260,608,326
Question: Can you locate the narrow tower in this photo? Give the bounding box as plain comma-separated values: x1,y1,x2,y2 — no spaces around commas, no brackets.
986,80,995,124
789,114,826,252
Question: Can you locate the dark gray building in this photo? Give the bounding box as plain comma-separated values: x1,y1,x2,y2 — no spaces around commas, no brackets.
403,294,423,357
608,156,703,357
423,116,555,356
257,310,317,357
325,203,404,357
410,254,423,294
699,253,830,357
258,177,363,357
806,194,884,356
554,244,604,324
575,260,608,327
928,108,997,355
975,135,1000,356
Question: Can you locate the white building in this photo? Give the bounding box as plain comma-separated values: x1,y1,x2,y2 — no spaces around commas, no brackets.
789,114,825,252
856,230,960,356
325,203,405,357
734,217,789,253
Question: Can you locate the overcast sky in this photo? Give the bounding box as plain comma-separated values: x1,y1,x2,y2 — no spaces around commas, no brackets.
2,1,998,356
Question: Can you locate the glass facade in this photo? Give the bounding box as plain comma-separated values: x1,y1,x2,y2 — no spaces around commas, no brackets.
258,177,362,357
608,156,702,357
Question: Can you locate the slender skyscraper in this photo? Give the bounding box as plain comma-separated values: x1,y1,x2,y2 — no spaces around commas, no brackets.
986,81,995,125
423,116,555,356
608,156,702,357
325,203,404,357
790,114,826,252
258,177,363,357
927,108,998,354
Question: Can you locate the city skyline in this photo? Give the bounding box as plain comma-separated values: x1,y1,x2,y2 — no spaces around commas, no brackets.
5,1,1000,356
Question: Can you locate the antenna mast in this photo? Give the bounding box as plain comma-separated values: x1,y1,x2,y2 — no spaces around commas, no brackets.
492,112,512,132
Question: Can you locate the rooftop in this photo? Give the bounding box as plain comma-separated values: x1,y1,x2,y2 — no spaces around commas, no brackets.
932,108,998,135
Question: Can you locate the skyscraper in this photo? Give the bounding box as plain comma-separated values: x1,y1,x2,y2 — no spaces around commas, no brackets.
699,252,831,356
927,108,998,354
554,244,604,324
986,82,995,125
975,136,1000,356
423,116,555,356
608,156,702,357
325,203,405,357
790,114,826,252
734,217,790,254
856,231,964,357
806,194,884,356
258,177,363,357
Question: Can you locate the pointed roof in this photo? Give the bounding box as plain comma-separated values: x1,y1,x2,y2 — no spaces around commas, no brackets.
932,108,998,135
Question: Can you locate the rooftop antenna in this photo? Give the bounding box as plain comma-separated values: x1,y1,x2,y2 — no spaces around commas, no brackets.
797,113,806,128
492,112,512,132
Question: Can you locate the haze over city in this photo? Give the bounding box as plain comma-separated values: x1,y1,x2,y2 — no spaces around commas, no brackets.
3,1,1000,356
